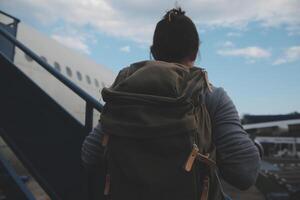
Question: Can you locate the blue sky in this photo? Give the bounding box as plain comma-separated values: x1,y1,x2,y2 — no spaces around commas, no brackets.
1,0,300,115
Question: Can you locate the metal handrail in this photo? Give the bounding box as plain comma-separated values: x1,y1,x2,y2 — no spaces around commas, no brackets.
0,26,103,131
0,10,20,23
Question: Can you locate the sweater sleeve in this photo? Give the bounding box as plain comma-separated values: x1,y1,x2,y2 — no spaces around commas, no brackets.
206,87,261,190
81,122,105,168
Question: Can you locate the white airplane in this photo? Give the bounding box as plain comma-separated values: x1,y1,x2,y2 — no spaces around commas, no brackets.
1,13,116,125
2,11,300,143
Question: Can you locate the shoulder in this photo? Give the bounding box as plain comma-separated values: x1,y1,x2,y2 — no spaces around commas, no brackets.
205,86,227,111
110,66,130,87
206,86,226,101
112,61,149,85
205,86,237,122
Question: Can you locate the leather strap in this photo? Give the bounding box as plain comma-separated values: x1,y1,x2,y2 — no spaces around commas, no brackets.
101,134,109,147
200,176,210,200
104,174,111,195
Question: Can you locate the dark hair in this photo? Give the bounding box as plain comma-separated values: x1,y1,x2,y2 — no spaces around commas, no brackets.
151,7,200,63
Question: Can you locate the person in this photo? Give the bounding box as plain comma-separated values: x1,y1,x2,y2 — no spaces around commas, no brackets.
81,7,261,200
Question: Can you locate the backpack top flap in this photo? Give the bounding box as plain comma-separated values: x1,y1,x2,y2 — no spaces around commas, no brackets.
100,60,210,139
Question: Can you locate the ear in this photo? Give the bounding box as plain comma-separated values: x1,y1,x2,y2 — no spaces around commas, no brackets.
150,45,157,60
189,51,197,62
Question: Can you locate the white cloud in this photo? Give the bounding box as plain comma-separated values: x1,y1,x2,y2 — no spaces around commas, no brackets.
273,46,300,65
51,34,90,54
120,45,131,53
222,41,235,47
226,32,242,37
246,59,256,64
217,46,271,58
1,0,300,43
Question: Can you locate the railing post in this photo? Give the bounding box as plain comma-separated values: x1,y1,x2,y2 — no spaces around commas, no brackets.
85,102,93,132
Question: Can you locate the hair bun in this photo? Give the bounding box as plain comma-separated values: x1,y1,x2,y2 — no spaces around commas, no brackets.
165,7,186,22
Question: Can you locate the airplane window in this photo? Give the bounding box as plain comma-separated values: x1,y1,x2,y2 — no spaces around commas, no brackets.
66,66,72,77
24,53,33,62
94,79,99,87
86,75,91,84
54,62,61,72
77,71,82,81
40,56,47,63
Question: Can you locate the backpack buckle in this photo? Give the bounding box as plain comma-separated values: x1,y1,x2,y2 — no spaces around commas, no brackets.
197,153,216,168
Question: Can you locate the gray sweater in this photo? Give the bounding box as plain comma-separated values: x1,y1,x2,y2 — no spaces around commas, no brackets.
81,86,260,191
205,87,260,190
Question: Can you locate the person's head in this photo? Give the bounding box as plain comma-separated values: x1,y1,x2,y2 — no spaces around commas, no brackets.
151,7,200,66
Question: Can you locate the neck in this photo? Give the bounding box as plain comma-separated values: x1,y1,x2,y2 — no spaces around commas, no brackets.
179,59,194,68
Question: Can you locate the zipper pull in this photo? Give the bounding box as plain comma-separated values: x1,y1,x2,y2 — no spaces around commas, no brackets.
184,144,199,172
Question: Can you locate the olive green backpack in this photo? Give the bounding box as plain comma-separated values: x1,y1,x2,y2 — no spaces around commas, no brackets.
100,61,226,200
